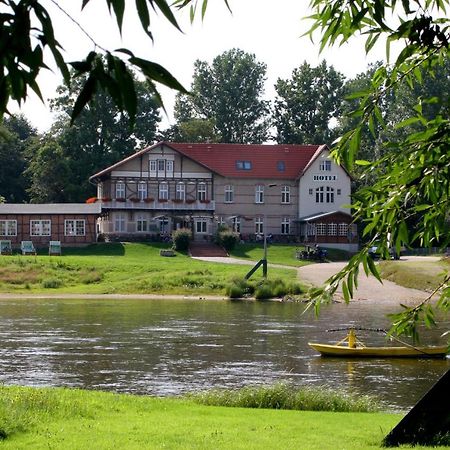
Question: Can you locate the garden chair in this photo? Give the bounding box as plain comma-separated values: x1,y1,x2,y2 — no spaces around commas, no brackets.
21,240,36,255
0,240,12,255
49,240,61,256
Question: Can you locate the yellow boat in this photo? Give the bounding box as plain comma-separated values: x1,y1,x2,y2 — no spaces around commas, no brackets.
309,330,448,359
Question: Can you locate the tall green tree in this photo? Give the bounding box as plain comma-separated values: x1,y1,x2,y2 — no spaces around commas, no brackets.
0,114,36,202
274,61,345,144
27,76,161,202
176,49,271,143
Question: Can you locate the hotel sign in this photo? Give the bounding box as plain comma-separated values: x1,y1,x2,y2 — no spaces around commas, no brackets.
313,174,337,181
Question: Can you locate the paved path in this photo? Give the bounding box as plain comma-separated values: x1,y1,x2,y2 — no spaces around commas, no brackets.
193,256,440,305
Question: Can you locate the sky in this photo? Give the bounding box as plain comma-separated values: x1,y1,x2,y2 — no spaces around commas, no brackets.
12,0,389,132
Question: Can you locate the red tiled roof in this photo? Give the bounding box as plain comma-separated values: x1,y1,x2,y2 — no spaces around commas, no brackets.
89,141,327,181
166,142,326,179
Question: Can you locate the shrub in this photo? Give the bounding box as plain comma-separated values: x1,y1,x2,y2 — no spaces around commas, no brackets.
226,284,244,298
42,278,63,289
216,230,239,252
254,284,273,300
172,228,192,252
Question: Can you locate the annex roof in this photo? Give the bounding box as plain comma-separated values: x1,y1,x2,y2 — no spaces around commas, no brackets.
89,141,327,181
0,203,101,215
296,211,352,222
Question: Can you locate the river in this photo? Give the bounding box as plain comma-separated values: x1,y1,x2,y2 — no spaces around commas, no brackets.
0,298,448,411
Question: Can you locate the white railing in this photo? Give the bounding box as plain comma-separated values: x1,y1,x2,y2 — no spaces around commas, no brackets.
99,199,215,211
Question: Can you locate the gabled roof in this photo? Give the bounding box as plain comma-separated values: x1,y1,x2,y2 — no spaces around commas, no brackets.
89,141,328,181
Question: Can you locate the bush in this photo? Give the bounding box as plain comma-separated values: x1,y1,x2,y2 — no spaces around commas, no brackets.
216,230,240,252
42,278,63,289
172,228,192,252
225,278,254,298
254,284,273,300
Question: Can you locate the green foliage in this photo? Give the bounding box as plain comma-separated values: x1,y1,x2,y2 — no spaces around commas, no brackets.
189,383,380,412
216,230,239,252
42,278,63,289
175,48,271,143
226,277,303,300
172,228,192,252
307,0,450,339
225,278,254,298
274,61,345,144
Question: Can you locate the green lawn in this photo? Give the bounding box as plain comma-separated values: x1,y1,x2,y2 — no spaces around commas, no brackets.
0,242,303,296
1,386,437,450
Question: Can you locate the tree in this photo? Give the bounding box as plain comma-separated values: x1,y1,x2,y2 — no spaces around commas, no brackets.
274,61,345,144
32,75,162,202
177,49,271,143
0,114,36,202
307,0,450,340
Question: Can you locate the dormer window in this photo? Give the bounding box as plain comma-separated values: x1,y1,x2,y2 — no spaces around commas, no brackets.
277,161,286,172
236,160,252,170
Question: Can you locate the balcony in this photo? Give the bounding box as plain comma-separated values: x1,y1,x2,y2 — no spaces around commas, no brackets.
99,199,215,211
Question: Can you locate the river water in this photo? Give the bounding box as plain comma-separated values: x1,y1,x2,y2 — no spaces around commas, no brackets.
0,298,448,411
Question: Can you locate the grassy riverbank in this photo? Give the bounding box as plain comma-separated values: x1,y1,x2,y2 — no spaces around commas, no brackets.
0,385,435,450
0,242,304,296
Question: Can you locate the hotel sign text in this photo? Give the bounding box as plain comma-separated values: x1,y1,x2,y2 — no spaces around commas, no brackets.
313,174,337,181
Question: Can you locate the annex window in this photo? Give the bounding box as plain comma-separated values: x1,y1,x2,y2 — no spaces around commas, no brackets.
138,183,147,200
176,183,185,201
197,183,207,201
319,160,332,171
166,160,174,173
0,220,17,236
281,186,290,204
114,214,126,232
255,217,264,234
255,185,264,204
307,223,316,236
316,223,326,236
338,223,348,236
328,223,337,236
159,182,169,200
315,186,324,203
231,217,241,233
326,186,335,203
224,185,234,203
136,214,148,232
149,160,157,172
30,220,51,236
195,218,208,234
281,217,290,235
115,182,125,199
64,219,85,236
277,161,286,172
158,218,169,233
236,160,252,170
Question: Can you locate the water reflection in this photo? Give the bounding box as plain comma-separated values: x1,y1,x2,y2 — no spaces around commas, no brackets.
0,298,448,410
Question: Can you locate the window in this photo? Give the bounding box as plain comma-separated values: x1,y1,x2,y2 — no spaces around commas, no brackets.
281,217,290,235
65,220,85,236
176,183,185,201
337,188,341,195
255,185,264,204
307,223,316,236
115,182,125,199
157,159,165,171
197,183,207,201
224,185,234,203
236,160,252,170
309,188,313,195
328,223,337,236
0,220,17,236
326,186,335,203
114,214,126,232
159,182,169,200
255,217,264,234
159,218,169,233
30,220,51,236
195,219,208,234
319,160,332,171
149,160,157,172
136,214,148,232
315,186,324,203
277,161,285,172
281,186,290,204
138,183,147,200
166,160,174,173
231,217,241,233
339,223,348,236
316,223,326,236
